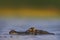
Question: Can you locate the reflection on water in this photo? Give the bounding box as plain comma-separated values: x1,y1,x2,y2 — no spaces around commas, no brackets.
0,19,60,40
0,35,59,40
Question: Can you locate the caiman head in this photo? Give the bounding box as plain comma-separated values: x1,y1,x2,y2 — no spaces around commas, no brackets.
9,30,17,35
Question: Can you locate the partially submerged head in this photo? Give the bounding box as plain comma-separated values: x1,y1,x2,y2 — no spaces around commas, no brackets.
9,30,17,34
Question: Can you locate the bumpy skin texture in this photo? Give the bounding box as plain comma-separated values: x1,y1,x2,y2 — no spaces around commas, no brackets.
9,30,54,35
9,27,54,35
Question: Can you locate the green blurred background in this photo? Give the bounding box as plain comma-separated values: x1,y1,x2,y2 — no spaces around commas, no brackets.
0,0,60,8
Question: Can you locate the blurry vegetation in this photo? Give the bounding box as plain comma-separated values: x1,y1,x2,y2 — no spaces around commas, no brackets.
0,0,60,8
